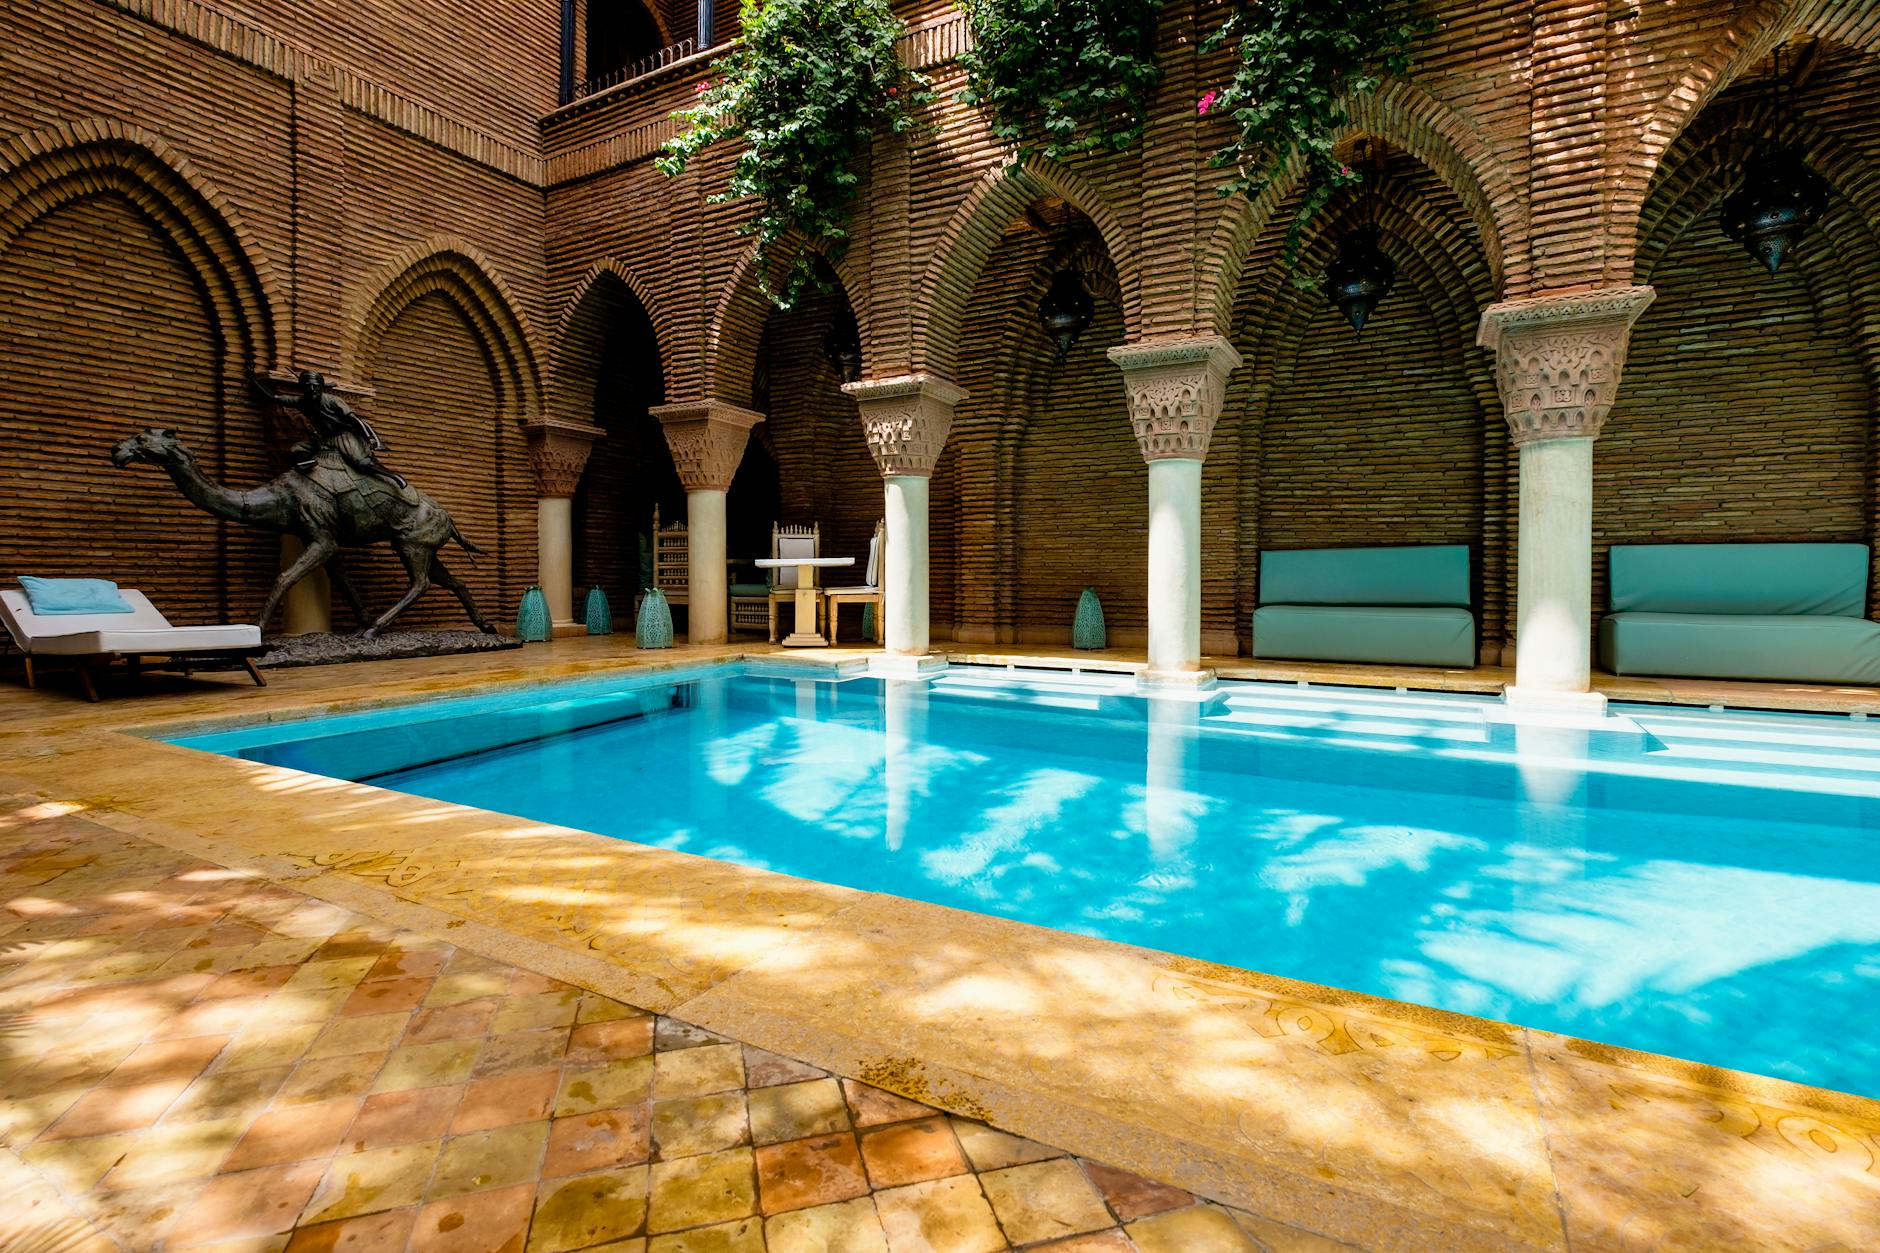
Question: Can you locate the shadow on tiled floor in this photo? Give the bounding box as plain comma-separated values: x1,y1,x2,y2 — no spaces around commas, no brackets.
0,799,1338,1252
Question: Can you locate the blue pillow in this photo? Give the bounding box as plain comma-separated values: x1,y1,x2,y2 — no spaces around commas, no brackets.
18,577,134,615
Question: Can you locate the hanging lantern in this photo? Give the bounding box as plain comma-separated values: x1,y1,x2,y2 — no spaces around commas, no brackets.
1324,225,1397,333
1721,147,1829,274
821,307,862,383
1038,268,1094,361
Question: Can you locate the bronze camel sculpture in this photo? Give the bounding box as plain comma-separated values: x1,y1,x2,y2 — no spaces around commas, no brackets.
111,428,497,638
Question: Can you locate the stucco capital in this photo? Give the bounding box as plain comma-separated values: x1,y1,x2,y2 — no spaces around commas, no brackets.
649,400,764,492
1477,285,1655,446
521,418,604,497
1106,336,1243,462
842,374,968,478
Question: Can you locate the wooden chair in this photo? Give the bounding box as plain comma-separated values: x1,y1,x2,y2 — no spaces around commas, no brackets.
766,522,822,644
728,557,770,635
650,504,688,609
824,520,884,646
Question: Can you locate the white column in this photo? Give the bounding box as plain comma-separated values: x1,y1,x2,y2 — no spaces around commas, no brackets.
1513,437,1593,695
524,418,602,638
687,487,729,644
884,475,930,655
1478,286,1654,712
537,496,576,630
1147,458,1202,673
650,400,764,647
1108,337,1242,681
844,375,967,665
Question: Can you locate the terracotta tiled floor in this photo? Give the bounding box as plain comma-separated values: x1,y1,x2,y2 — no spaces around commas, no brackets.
0,801,1325,1252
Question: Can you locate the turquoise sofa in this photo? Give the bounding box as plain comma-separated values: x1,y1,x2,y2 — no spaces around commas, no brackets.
1253,545,1476,667
1599,543,1880,684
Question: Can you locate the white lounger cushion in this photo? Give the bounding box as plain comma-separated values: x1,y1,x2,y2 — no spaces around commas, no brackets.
1,589,260,655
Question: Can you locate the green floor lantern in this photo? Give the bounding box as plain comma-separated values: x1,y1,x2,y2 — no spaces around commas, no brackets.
636,587,674,648
515,586,550,642
1072,587,1106,650
583,586,613,635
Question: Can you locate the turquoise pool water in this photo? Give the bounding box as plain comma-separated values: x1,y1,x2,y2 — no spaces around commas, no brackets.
170,663,1880,1098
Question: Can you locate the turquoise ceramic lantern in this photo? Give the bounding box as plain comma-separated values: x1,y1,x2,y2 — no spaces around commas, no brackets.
636,587,674,648
1072,587,1106,650
583,586,614,635
515,586,551,642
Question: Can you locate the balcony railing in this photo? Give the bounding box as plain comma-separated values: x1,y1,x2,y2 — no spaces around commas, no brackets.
569,38,698,102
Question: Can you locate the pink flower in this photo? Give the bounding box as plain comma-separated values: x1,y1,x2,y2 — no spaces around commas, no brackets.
1196,89,1219,116
695,79,711,94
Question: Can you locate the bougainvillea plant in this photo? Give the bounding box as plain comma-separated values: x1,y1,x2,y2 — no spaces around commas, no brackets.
958,0,1164,159
1200,0,1426,259
657,0,930,308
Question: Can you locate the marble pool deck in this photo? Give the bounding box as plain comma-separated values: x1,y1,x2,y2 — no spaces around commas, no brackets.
0,637,1876,1251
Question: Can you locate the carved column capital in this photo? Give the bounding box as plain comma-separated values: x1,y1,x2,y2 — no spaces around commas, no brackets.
1106,336,1243,462
1477,285,1656,446
842,374,968,478
522,418,604,498
649,400,764,492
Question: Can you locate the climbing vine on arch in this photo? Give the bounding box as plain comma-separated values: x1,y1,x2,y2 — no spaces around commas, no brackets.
958,0,1165,159
657,0,931,308
1201,0,1428,260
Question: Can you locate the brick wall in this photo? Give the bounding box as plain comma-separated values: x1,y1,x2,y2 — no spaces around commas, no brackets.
0,0,549,636
6,0,1878,656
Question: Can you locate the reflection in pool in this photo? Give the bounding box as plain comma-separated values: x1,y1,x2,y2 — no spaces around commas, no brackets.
170,664,1880,1098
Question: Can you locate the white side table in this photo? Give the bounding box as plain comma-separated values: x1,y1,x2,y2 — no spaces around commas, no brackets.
754,556,854,647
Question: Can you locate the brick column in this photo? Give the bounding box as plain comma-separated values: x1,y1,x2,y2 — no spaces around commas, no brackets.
523,419,603,637
1107,336,1242,679
650,401,764,644
843,375,968,664
1478,285,1654,710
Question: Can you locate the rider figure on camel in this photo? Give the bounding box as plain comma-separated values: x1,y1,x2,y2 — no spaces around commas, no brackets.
253,370,408,490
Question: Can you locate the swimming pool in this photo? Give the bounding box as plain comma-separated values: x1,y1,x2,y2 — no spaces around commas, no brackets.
170,662,1880,1098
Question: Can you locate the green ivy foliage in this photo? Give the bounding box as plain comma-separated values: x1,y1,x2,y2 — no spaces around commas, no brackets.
959,0,1165,159
1201,0,1426,258
657,0,931,308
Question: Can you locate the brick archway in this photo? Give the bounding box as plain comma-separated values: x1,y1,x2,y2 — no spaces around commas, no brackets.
702,237,868,409
0,117,281,372
348,237,543,423
1198,79,1520,336
915,151,1142,379
550,258,675,427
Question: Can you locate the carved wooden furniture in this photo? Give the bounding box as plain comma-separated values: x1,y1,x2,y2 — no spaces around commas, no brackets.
756,554,852,647
649,504,688,610
728,567,771,635
0,589,264,701
824,520,884,646
765,523,822,643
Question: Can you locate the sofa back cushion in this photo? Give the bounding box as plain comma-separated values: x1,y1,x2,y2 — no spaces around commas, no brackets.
1258,545,1470,608
1608,543,1869,617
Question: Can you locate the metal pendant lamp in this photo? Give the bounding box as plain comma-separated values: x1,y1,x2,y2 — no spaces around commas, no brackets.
1721,45,1829,275
822,305,862,383
1325,140,1397,333
1038,267,1094,361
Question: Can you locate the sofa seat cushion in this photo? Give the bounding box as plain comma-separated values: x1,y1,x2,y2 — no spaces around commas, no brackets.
1599,612,1880,684
1253,605,1476,667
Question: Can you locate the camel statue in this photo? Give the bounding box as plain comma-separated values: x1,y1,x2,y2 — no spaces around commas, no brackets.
110,428,498,638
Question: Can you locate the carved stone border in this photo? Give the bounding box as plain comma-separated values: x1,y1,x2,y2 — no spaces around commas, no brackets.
1476,285,1656,445
1106,336,1244,461
842,374,969,478
649,400,764,493
522,418,605,497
